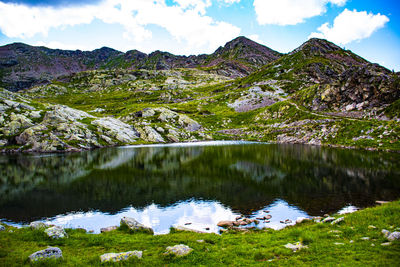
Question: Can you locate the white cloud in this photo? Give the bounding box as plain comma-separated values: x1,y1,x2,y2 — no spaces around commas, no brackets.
247,34,264,45
0,0,240,53
309,9,389,45
220,0,241,4
34,41,96,51
253,0,347,26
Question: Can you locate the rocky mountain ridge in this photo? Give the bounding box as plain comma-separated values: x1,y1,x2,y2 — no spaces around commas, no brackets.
0,37,399,153
0,36,281,91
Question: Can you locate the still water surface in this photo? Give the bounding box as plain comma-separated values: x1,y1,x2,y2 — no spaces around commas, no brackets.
1,141,399,234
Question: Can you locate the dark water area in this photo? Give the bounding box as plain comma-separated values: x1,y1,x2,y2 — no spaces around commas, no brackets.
1,141,399,234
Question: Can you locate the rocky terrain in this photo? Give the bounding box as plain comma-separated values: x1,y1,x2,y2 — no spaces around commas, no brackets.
0,36,280,91
0,37,399,153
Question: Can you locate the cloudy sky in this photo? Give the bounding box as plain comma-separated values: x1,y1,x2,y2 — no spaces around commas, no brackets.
0,0,398,70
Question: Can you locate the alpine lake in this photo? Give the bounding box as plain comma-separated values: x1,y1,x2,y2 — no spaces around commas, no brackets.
1,141,399,234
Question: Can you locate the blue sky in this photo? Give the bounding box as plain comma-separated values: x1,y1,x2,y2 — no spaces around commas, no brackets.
0,0,398,71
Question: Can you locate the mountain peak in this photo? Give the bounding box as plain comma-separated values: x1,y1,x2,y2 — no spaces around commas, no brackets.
290,38,342,56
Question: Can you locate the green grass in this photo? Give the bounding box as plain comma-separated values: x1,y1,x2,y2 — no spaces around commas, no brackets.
1,201,399,266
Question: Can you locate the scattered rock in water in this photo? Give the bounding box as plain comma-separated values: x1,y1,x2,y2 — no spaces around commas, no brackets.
331,217,344,225
44,226,67,239
217,221,234,228
30,221,47,230
172,225,207,233
100,226,118,233
120,217,154,234
296,217,310,224
235,215,243,221
100,251,142,263
376,200,390,204
322,217,335,223
165,244,193,257
381,242,391,246
263,210,270,213
284,242,308,252
0,225,5,231
29,247,63,262
387,232,400,241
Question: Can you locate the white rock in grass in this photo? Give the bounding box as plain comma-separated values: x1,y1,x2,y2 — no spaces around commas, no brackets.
100,251,142,263
284,242,308,252
29,247,62,262
388,232,400,241
165,244,193,257
331,217,344,225
44,226,67,239
30,221,47,230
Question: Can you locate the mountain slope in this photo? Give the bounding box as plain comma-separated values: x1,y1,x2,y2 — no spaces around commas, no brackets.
0,37,281,91
239,38,400,112
0,37,399,153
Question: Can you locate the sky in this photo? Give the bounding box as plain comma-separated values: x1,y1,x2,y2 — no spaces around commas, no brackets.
0,0,399,71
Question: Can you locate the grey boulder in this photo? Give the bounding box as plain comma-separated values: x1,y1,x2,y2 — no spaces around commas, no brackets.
29,247,62,262
120,217,154,234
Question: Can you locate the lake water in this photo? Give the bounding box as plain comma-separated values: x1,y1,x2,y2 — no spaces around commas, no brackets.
1,141,399,234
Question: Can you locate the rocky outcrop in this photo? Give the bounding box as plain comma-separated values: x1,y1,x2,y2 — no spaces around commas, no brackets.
136,126,165,143
92,117,138,143
0,37,281,91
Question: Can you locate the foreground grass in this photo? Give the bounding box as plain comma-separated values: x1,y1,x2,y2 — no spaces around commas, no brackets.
1,201,399,266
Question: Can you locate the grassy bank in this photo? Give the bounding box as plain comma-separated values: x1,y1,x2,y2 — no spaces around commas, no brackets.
0,201,399,266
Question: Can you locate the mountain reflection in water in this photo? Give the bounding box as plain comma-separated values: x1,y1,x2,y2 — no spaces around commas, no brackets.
1,142,399,233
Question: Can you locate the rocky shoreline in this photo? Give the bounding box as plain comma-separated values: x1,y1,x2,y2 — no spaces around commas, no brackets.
1,200,399,264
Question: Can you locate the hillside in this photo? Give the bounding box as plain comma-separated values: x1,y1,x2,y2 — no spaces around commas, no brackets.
0,37,399,153
0,37,281,91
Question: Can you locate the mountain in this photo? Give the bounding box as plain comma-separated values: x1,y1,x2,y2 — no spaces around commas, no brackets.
239,38,400,112
0,36,281,91
0,37,399,153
